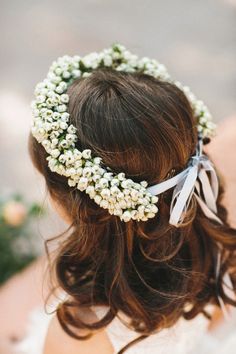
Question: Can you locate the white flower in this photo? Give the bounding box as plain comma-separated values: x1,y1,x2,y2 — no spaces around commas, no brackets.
65,133,76,144
100,200,109,209
68,179,77,187
55,86,64,94
55,67,62,76
93,157,102,165
60,94,69,103
77,177,88,191
117,173,125,181
57,104,67,113
42,139,51,150
103,55,113,66
111,178,120,186
36,95,46,103
60,121,68,130
51,149,60,158
113,208,122,216
94,195,102,204
99,178,109,188
150,196,158,204
82,72,92,78
59,139,69,149
130,189,139,201
68,125,77,134
123,189,130,196
124,194,131,201
147,212,156,219
61,112,70,122
47,82,56,90
82,149,92,159
103,172,113,180
56,164,66,175
85,160,93,167
73,149,82,159
51,122,60,130
86,185,96,198
46,98,56,107
82,52,100,69
52,112,61,120
110,186,120,195
138,205,145,213
92,174,101,183
117,192,124,201
67,167,77,175
121,180,130,189
119,200,127,209
101,188,110,199
140,181,148,188
75,167,83,176
52,75,62,84
64,153,75,165
48,157,58,170
121,210,132,222
62,71,71,79
72,69,81,78
83,167,92,178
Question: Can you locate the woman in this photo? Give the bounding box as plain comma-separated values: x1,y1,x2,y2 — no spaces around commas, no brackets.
15,44,236,353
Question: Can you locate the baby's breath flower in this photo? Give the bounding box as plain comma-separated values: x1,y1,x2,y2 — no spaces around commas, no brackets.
94,194,102,205
77,177,88,191
121,210,132,222
61,112,70,122
60,94,69,103
86,185,96,198
82,149,92,159
57,104,67,113
101,188,110,199
51,149,60,158
99,178,109,189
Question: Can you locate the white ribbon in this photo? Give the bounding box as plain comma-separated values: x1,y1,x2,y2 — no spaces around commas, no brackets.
147,139,234,319
147,139,221,227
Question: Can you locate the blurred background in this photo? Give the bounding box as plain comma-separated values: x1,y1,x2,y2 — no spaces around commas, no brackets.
0,0,235,350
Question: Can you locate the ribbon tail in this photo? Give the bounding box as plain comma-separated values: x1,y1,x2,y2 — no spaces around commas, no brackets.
169,165,198,226
147,168,189,196
194,193,222,224
198,169,218,213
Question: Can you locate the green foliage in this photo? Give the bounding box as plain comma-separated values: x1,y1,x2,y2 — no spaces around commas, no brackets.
0,195,45,285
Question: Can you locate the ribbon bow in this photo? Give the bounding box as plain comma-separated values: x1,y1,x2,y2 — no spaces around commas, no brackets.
148,141,234,320
147,139,221,227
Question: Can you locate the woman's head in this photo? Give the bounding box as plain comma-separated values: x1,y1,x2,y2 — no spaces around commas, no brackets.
30,68,197,220
29,68,236,348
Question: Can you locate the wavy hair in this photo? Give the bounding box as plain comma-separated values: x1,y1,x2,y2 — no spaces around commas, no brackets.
29,68,236,353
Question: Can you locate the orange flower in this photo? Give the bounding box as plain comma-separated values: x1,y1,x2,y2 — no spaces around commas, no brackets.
3,201,27,227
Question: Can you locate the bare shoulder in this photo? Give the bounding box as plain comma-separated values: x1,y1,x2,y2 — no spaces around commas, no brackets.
43,309,114,354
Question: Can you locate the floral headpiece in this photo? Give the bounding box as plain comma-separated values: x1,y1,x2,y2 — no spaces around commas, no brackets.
31,44,216,223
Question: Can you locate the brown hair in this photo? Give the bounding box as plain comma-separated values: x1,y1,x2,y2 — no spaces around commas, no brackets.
29,68,236,352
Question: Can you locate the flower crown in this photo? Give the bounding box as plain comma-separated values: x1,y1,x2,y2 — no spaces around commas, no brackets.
31,43,216,223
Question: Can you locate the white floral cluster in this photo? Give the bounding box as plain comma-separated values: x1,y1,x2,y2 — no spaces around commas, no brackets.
31,43,215,222
174,81,216,138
